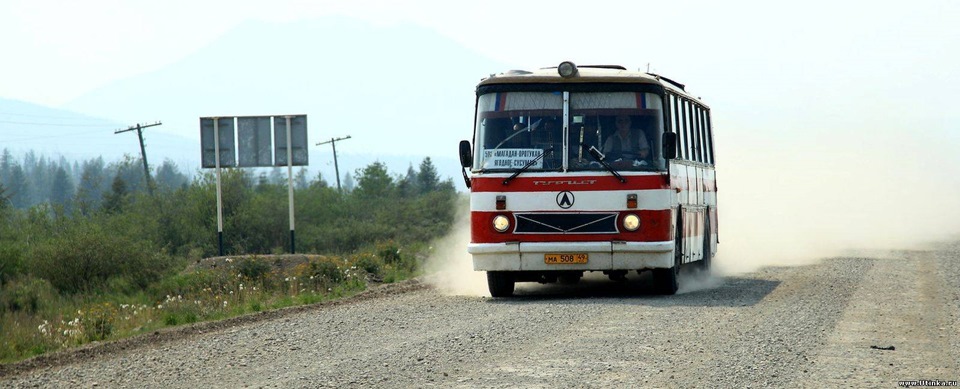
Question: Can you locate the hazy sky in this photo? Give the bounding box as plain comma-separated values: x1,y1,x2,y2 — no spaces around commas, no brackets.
2,0,959,259
3,0,957,109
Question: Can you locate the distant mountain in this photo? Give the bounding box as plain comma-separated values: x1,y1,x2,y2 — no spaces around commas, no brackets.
61,16,510,187
0,98,198,170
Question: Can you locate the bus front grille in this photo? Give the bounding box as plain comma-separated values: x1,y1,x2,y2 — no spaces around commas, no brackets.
514,212,619,234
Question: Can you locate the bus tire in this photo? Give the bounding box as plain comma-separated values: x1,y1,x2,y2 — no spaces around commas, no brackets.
654,211,682,295
487,271,515,297
700,209,712,272
654,262,680,295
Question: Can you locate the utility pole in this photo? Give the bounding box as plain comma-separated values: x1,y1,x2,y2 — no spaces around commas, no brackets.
316,135,351,192
115,121,162,195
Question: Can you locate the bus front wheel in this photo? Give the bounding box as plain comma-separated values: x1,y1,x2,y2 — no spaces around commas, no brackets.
487,271,515,297
653,265,679,295
654,213,683,295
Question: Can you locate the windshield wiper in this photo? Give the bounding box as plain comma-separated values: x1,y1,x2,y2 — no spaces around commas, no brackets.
492,119,542,150
580,143,626,183
502,146,554,185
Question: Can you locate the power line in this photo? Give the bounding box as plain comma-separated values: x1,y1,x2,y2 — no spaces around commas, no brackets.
0,111,113,121
0,129,109,143
0,119,114,127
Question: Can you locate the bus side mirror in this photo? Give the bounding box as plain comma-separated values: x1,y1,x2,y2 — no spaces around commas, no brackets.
458,140,473,189
459,140,473,167
662,132,677,160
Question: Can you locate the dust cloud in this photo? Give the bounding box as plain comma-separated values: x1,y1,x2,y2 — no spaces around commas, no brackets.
423,198,489,296
713,124,960,276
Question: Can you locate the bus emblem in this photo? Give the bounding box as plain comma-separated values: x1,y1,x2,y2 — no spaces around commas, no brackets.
556,191,575,209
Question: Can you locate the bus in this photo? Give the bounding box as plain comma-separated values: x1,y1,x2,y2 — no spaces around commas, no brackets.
457,61,717,296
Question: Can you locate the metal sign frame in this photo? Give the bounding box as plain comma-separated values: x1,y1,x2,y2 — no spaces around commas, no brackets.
199,115,309,255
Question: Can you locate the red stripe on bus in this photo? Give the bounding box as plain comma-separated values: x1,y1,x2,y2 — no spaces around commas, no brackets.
471,210,673,243
471,175,716,193
471,175,670,192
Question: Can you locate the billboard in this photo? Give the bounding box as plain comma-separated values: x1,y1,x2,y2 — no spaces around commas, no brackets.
274,115,308,166
200,114,308,168
237,116,273,167
200,117,236,168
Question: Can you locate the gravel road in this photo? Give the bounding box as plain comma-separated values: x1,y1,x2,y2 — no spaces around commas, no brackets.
3,242,959,388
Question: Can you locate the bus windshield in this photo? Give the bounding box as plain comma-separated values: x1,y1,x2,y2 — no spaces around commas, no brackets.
474,91,665,172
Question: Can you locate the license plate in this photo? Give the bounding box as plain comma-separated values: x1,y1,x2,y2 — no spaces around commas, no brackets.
544,253,588,264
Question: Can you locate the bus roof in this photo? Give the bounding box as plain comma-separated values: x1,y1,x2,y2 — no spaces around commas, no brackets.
477,63,700,103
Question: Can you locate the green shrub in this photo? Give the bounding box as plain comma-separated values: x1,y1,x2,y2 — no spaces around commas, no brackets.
354,255,382,277
0,243,23,286
0,277,58,314
81,303,117,341
307,260,343,284
378,245,402,264
237,258,271,280
29,223,176,294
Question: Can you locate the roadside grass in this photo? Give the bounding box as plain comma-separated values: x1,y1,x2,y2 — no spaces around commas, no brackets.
0,241,425,364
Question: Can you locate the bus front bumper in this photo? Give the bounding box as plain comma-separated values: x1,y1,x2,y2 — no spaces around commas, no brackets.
467,241,674,272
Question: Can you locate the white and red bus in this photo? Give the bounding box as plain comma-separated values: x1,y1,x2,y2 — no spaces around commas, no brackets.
457,62,717,296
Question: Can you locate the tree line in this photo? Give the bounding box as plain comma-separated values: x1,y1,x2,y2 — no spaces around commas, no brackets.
0,150,456,293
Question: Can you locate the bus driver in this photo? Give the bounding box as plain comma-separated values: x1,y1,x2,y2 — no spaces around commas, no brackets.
602,114,650,167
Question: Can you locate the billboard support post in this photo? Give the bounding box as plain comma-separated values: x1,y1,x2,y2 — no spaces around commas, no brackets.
285,116,296,254
214,118,224,256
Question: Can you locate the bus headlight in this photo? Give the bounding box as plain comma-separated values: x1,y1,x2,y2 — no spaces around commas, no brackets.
493,215,511,233
623,214,640,231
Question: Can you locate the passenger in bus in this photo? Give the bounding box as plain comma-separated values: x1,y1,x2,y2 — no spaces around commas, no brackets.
499,119,531,148
602,114,650,168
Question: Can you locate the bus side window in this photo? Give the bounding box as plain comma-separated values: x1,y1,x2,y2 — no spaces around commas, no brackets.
705,109,715,165
681,99,691,161
688,100,699,162
693,104,703,163
698,106,710,164
675,95,685,160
